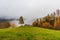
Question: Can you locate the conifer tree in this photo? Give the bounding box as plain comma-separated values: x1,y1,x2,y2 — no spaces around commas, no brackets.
19,16,24,24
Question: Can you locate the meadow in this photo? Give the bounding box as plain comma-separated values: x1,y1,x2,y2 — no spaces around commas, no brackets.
0,26,60,40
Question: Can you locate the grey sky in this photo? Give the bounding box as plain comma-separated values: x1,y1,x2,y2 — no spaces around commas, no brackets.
0,0,60,19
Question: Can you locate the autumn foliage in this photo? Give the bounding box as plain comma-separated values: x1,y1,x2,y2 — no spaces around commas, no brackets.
0,22,10,28
32,9,60,29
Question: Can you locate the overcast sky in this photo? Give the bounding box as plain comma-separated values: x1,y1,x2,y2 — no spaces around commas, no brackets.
0,0,60,19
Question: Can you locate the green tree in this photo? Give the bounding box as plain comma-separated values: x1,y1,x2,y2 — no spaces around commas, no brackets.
19,16,24,24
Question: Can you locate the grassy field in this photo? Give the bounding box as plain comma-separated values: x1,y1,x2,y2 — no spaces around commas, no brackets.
0,26,60,40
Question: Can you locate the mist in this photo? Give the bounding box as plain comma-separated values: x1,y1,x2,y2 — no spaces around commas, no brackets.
0,0,60,24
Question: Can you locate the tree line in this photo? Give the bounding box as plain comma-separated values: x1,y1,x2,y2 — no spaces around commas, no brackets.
32,9,60,30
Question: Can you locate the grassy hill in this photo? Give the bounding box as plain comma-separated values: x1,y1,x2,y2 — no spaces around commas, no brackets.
0,26,60,40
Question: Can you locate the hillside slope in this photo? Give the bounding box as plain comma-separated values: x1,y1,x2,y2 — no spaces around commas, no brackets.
0,26,60,40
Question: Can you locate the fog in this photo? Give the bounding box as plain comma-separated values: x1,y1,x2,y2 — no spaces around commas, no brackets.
0,0,60,24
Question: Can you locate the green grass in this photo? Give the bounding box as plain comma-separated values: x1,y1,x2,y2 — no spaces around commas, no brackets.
0,26,60,40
